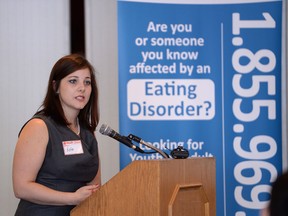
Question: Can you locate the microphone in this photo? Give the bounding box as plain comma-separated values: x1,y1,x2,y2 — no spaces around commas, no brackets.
128,134,169,159
99,124,144,153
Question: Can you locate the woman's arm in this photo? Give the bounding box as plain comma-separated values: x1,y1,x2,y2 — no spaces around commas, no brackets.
12,118,97,206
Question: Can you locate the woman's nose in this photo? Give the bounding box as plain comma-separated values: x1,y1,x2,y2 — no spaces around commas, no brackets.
78,83,85,92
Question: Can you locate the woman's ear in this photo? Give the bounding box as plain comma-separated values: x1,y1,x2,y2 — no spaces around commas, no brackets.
52,80,59,94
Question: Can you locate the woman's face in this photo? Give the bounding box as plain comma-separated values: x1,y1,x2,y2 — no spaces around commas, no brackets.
58,68,92,115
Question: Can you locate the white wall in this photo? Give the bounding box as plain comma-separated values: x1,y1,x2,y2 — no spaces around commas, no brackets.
0,0,70,215
85,0,120,184
0,0,119,214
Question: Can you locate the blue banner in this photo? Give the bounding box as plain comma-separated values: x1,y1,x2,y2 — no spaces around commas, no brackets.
117,0,283,215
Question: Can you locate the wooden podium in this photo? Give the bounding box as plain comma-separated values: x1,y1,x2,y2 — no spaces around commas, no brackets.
70,158,216,216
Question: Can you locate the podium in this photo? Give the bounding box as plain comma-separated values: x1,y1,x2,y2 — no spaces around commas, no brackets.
70,158,216,216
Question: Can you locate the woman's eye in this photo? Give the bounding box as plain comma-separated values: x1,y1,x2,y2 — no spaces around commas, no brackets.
69,79,77,84
85,80,91,85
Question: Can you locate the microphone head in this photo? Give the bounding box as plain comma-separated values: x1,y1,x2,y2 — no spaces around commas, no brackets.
99,124,112,136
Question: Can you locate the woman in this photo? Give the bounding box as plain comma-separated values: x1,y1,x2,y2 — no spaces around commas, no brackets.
12,54,101,215
268,171,288,216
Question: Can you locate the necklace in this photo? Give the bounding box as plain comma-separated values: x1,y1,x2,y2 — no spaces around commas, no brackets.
68,118,80,135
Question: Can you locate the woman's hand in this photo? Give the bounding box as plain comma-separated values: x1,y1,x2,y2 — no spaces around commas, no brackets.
72,184,100,205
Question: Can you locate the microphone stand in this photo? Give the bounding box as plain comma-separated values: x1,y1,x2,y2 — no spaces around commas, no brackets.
128,134,169,159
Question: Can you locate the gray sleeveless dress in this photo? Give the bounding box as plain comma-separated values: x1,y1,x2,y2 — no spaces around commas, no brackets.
15,115,99,216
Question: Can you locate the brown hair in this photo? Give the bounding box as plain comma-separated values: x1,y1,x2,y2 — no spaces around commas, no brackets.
36,54,99,133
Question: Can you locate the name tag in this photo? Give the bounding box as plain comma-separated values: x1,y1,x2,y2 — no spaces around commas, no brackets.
62,140,84,155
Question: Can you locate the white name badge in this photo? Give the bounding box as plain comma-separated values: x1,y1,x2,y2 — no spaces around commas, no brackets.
62,140,84,155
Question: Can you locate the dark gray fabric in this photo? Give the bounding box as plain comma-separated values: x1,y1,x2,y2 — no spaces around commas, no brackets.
15,115,99,216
